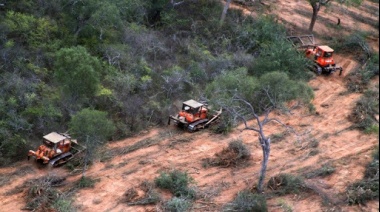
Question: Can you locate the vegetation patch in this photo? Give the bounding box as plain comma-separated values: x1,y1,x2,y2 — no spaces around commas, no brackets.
267,174,309,196
346,147,379,205
224,190,267,212
164,197,192,212
75,176,99,188
348,88,379,133
155,169,196,200
125,181,161,206
0,165,34,187
202,139,251,168
303,163,336,179
22,175,68,211
346,178,379,205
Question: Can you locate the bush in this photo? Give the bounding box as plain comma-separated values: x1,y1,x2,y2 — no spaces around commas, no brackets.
155,170,196,199
346,178,379,205
346,146,379,205
224,190,267,212
202,139,251,168
349,89,379,132
164,197,192,212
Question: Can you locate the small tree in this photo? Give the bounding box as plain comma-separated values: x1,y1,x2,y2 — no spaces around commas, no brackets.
69,108,115,176
54,46,102,100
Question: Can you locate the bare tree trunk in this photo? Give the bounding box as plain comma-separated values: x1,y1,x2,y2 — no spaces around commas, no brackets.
308,2,320,32
82,135,89,177
257,137,270,193
220,0,232,25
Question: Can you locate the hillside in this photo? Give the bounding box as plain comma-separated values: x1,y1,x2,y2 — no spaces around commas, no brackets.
0,0,378,211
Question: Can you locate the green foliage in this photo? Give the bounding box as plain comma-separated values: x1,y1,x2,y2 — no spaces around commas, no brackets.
225,190,267,212
250,39,313,80
205,68,258,103
69,108,115,144
246,15,286,50
155,170,196,199
164,197,192,212
254,72,314,110
346,178,379,205
54,46,102,99
4,11,59,49
332,31,371,62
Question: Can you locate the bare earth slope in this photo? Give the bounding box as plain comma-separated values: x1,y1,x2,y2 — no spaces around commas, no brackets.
0,1,378,211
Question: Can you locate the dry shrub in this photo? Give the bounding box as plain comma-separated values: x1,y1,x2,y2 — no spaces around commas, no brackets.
267,174,308,196
203,139,251,168
122,188,139,202
126,181,161,206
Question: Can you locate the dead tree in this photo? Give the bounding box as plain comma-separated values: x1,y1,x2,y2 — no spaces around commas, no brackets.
223,94,291,193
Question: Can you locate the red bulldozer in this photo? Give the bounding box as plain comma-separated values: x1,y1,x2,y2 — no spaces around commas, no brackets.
288,35,343,75
168,99,222,132
28,132,85,167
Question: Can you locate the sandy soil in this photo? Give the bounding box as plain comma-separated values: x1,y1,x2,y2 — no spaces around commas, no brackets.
0,1,378,212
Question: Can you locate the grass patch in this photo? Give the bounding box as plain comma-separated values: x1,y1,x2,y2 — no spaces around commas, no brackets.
75,176,99,188
269,132,287,144
202,139,251,168
303,163,336,179
224,190,267,212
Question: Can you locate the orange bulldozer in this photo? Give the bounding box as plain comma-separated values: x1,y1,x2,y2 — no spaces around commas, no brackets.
28,132,85,167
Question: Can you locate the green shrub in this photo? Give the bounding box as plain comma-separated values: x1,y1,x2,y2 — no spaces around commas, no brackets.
52,197,75,212
224,190,267,212
164,197,192,212
346,178,379,205
155,170,196,199
346,146,379,205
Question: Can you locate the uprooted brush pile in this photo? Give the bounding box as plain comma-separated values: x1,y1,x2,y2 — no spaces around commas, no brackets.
202,139,251,168
22,175,67,211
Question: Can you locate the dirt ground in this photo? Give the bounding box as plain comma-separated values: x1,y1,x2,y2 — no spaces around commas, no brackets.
0,1,378,211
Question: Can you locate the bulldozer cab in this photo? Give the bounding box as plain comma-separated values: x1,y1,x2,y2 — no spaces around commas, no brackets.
316,46,334,58
182,99,205,115
42,132,71,153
